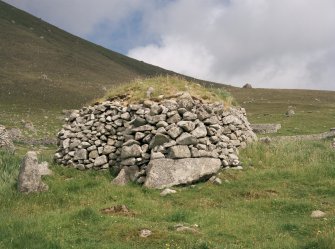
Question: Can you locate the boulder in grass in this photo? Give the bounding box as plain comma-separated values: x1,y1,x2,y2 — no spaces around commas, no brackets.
310,210,326,218
18,151,51,193
112,166,139,186
144,158,221,189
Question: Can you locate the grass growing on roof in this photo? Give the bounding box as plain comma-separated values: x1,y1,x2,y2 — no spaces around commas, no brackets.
102,75,235,106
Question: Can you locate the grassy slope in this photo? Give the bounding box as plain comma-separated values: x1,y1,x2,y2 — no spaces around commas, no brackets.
229,87,335,136
0,140,334,249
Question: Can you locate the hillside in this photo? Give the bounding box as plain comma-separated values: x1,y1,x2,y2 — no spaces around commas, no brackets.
0,1,173,109
228,87,335,135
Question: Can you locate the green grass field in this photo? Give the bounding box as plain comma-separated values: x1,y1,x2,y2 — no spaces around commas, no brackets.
1,140,334,249
228,87,335,136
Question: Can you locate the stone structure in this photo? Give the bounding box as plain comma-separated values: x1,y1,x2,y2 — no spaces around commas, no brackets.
251,123,281,134
0,125,15,152
55,92,257,188
242,83,252,89
18,151,52,193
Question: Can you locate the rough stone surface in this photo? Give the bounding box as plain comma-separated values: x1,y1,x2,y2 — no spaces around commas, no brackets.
286,109,295,117
310,210,326,218
38,162,53,176
169,145,191,159
144,158,221,189
18,151,49,193
0,125,15,152
94,155,108,167
139,229,152,238
111,168,130,186
177,121,195,132
149,133,170,149
74,149,87,160
160,188,177,196
174,224,199,233
251,124,281,134
167,126,183,139
191,123,207,138
121,144,142,159
176,133,197,145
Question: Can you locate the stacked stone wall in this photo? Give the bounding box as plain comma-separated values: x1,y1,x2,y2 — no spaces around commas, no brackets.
55,92,257,184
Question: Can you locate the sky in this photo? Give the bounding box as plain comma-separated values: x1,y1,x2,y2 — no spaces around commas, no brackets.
4,0,335,90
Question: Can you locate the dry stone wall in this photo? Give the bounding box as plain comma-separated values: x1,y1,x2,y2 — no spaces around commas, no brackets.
0,125,15,152
55,92,257,185
251,123,281,134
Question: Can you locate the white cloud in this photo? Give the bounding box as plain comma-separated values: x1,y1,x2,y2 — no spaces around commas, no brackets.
129,0,335,90
129,36,215,80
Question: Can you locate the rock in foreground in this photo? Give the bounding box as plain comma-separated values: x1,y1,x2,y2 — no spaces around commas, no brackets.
17,151,52,193
144,158,221,189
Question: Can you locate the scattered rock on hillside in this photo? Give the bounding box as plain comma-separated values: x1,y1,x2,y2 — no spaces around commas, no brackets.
286,107,295,117
146,87,154,98
22,121,36,132
209,176,222,185
100,205,134,216
331,138,335,149
0,125,15,152
174,224,199,233
310,210,326,218
160,188,177,196
242,83,252,89
139,229,152,238
17,151,51,193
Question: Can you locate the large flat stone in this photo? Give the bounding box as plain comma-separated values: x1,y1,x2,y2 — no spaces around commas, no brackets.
144,158,221,189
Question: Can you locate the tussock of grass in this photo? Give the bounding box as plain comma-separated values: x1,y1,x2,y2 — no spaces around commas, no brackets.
102,75,234,106
0,150,20,188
